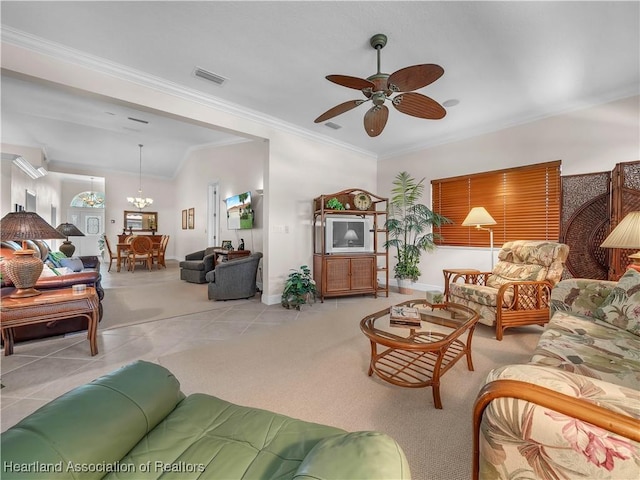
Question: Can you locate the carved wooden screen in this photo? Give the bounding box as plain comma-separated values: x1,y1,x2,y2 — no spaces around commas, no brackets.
561,160,640,280
560,172,610,280
609,161,640,278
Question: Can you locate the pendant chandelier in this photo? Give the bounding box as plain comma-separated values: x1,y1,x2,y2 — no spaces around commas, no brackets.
127,144,153,210
78,177,104,207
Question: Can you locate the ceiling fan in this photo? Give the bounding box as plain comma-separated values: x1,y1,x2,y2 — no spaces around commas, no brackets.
315,33,446,137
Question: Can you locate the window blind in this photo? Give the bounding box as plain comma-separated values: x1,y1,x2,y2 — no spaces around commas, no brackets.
431,161,561,246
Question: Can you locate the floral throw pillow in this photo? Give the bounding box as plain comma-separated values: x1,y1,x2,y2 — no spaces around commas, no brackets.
594,268,640,336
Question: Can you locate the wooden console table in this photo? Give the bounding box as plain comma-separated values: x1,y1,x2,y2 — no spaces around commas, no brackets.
213,248,250,265
1,287,99,356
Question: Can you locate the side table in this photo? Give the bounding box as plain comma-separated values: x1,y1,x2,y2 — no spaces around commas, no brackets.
1,287,99,356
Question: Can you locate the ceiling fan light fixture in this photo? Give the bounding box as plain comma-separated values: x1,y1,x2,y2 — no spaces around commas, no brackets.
315,33,446,136
127,144,153,210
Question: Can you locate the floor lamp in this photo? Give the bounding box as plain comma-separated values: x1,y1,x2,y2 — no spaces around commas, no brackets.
462,207,497,269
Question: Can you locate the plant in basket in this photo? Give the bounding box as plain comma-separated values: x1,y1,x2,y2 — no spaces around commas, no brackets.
281,265,317,310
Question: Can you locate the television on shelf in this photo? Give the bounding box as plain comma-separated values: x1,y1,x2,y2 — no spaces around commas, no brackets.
324,216,374,254
225,191,253,230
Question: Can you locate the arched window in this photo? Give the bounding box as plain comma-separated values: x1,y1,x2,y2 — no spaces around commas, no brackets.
70,191,106,208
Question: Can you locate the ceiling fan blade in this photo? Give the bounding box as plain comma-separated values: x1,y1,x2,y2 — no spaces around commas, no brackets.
314,100,366,123
363,105,389,137
387,64,444,92
326,75,375,92
392,92,446,119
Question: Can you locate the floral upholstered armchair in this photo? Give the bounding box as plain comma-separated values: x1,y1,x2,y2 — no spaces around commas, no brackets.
448,240,569,340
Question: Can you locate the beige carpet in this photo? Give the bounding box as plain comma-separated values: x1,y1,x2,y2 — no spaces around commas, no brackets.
159,300,541,480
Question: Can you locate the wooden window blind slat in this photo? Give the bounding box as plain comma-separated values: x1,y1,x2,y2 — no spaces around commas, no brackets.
431,161,561,247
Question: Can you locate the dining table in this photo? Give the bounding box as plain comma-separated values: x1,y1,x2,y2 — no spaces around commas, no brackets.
116,237,162,272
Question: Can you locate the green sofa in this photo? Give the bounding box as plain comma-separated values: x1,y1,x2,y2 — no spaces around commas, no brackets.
1,360,410,479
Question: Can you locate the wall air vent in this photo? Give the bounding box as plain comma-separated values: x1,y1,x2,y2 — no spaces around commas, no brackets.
193,67,227,86
325,122,342,130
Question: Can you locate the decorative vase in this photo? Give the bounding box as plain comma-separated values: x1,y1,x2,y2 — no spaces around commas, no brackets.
4,249,44,298
398,279,413,295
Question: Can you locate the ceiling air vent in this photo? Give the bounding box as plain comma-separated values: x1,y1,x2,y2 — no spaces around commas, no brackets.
325,122,342,130
127,117,149,124
193,67,227,86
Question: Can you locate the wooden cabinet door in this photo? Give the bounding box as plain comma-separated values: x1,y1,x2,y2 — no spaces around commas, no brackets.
350,256,376,291
324,256,351,294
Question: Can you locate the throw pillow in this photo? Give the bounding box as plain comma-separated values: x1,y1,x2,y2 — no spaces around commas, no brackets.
39,265,60,278
594,268,640,336
59,257,84,273
47,251,67,268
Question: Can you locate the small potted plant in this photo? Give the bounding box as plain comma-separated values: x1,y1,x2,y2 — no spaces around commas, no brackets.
326,198,345,210
97,234,106,259
281,265,317,310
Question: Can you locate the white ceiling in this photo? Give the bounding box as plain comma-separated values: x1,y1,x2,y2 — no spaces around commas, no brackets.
1,1,638,179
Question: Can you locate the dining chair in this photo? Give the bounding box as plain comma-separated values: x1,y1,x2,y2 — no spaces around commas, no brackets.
126,236,153,272
153,235,169,269
102,235,117,272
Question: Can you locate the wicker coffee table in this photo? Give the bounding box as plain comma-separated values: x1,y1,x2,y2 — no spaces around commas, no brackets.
360,299,479,409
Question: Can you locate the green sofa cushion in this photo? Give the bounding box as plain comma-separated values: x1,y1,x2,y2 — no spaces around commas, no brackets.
110,393,347,479
2,361,410,480
1,361,184,480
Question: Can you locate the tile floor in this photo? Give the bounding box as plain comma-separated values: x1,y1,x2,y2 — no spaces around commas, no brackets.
1,260,360,432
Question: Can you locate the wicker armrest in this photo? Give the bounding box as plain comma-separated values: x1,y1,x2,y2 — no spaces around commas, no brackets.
496,280,553,310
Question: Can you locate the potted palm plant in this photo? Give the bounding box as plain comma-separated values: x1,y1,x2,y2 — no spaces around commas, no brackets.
384,171,451,293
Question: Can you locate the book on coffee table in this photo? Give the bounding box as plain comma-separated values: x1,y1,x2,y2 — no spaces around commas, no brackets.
390,305,421,328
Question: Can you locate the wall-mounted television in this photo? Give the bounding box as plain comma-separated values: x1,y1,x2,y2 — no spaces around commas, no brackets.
324,217,373,254
225,191,253,230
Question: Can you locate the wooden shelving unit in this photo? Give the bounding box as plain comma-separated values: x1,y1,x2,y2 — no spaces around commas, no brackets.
312,189,389,301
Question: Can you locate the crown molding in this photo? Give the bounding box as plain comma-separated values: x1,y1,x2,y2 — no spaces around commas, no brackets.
378,87,640,161
1,26,377,160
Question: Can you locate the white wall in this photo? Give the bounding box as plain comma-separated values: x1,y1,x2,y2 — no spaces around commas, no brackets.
1,143,63,248
173,140,266,258
378,95,640,291
1,42,378,304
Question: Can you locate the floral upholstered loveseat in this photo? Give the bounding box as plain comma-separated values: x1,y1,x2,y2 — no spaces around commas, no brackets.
473,270,640,479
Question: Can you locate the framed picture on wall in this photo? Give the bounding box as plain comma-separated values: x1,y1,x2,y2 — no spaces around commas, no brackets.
188,208,195,229
181,209,187,230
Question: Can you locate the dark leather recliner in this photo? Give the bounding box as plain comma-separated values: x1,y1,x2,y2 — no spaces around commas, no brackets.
206,252,262,300
179,246,218,284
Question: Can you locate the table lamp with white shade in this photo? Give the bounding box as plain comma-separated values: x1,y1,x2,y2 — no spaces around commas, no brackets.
0,211,66,298
462,207,497,269
600,211,640,272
